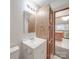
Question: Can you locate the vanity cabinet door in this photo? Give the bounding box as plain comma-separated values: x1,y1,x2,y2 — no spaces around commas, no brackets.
34,42,47,59
22,44,34,59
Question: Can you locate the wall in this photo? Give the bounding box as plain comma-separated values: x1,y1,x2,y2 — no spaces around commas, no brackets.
10,0,28,47
36,6,55,58
36,5,49,39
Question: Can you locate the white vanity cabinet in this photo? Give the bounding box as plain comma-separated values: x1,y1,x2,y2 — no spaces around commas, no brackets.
22,38,47,59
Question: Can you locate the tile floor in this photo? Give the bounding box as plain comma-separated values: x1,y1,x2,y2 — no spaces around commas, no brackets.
55,39,69,49
51,55,62,59
53,38,69,59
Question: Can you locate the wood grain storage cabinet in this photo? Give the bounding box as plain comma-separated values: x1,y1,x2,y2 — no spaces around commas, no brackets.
36,5,55,59
22,38,47,59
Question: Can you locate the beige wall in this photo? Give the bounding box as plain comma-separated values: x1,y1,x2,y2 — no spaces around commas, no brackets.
10,0,28,47
36,5,49,39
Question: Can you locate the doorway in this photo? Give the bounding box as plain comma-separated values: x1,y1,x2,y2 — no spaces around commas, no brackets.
54,8,69,59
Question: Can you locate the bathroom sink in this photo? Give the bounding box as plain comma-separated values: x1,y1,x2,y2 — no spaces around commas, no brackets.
22,37,47,59
23,37,46,49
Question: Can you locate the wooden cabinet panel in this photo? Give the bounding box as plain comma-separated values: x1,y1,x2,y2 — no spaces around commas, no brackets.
55,32,64,41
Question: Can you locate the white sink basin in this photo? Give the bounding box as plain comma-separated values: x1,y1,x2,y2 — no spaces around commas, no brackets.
23,37,46,49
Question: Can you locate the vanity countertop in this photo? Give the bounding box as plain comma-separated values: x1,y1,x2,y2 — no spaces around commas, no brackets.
23,38,46,49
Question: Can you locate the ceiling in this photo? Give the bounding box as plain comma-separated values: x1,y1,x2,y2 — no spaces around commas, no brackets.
50,0,69,11
55,9,69,24
26,0,69,11
56,9,69,17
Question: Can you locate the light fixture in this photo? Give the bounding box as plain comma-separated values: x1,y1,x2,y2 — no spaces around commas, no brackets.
62,16,69,21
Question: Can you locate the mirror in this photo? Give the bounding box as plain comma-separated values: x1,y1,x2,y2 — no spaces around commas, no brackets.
23,11,36,38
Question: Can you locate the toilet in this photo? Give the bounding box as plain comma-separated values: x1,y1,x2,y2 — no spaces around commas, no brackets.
10,46,20,59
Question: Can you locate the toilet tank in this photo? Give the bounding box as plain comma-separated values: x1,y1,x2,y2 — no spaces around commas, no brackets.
10,46,20,59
